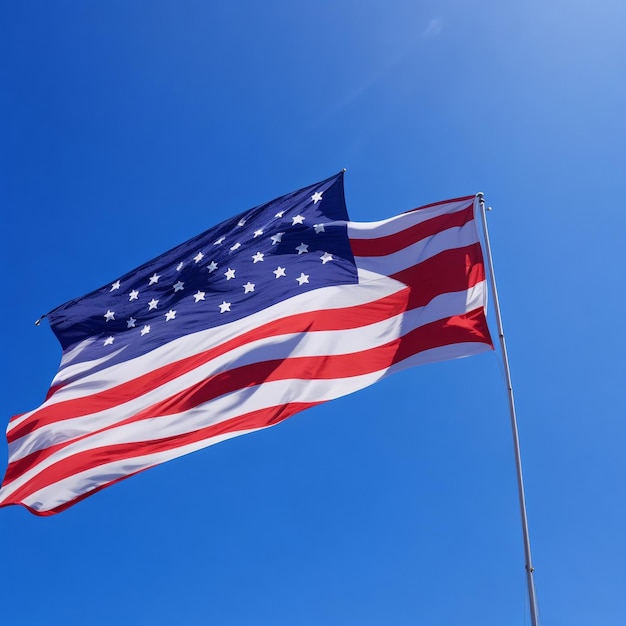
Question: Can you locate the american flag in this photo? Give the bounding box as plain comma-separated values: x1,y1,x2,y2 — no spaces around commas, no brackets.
0,172,492,515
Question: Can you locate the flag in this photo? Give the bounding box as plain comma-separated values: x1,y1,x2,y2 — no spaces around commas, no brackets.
0,172,493,515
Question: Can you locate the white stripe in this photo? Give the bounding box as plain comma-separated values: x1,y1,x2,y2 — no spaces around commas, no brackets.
354,221,479,277
20,426,263,513
346,198,473,239
400,281,487,335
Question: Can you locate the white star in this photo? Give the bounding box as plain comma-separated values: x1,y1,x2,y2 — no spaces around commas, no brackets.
165,310,176,321
173,281,184,292
252,252,265,263
219,301,231,313
110,281,121,292
237,218,247,227
148,298,159,311
194,252,204,263
292,214,305,225
224,267,236,280
311,191,323,204
253,229,264,238
103,336,114,346
176,262,184,271
296,273,310,286
295,242,309,255
193,290,206,302
129,290,139,301
230,242,241,252
313,223,325,234
127,317,137,328
104,310,115,322
273,266,286,278
214,236,225,245
207,261,218,273
141,325,151,336
320,252,333,264
243,282,255,294
149,273,160,285
271,232,285,245
275,210,285,218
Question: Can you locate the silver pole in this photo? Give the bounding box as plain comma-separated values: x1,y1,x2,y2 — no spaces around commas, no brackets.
476,193,540,626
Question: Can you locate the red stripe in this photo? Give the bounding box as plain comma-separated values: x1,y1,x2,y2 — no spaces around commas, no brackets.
2,307,491,495
7,289,411,444
392,242,486,311
350,204,474,257
393,308,492,365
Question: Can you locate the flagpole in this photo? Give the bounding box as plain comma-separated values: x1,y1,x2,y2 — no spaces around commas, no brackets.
476,193,540,626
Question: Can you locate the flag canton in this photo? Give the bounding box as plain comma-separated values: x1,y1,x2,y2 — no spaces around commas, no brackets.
48,173,357,365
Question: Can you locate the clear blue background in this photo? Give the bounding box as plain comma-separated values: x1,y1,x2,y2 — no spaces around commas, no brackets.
1,2,624,624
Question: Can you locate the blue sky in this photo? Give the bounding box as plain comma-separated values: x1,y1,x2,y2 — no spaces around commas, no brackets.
1,1,625,624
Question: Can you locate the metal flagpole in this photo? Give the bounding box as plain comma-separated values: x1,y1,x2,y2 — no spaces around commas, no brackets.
476,193,540,626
